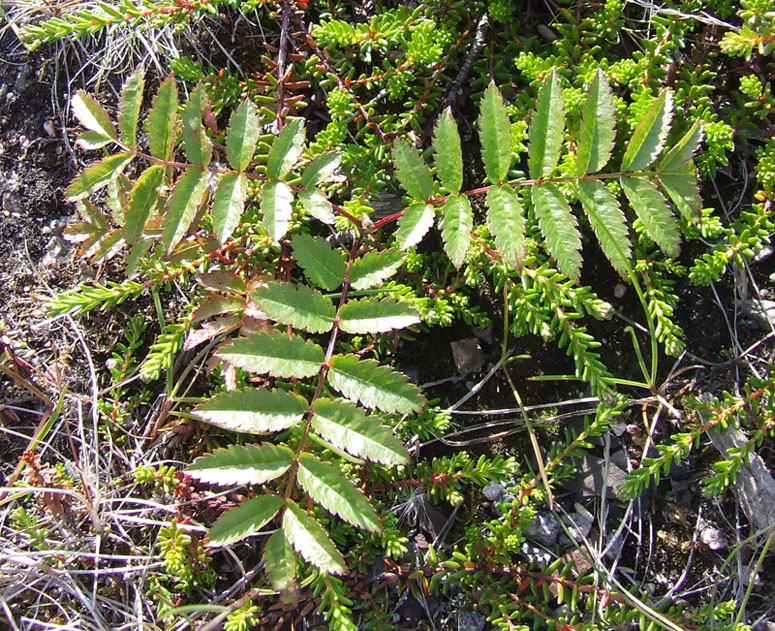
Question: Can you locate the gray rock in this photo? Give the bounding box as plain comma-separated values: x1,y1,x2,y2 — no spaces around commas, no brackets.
450,337,487,376
700,527,726,551
754,244,774,263
521,541,553,565
741,298,775,331
483,482,504,501
564,454,629,500
525,512,561,546
457,610,486,631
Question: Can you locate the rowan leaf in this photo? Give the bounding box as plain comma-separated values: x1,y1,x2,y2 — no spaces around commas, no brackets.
262,180,294,243
479,82,512,184
182,84,213,167
253,282,335,334
396,202,434,249
621,90,673,172
298,454,382,532
339,297,420,334
188,442,295,485
311,398,408,465
267,118,305,179
621,176,680,258
291,233,346,291
327,354,425,414
118,65,144,149
208,496,284,547
75,131,112,150
528,70,565,179
124,165,164,243
146,75,178,161
532,183,582,281
660,166,703,222
576,69,616,176
225,99,259,171
212,172,247,243
299,188,335,224
283,499,347,575
660,119,704,173
301,152,342,188
577,179,631,278
393,138,433,201
486,185,525,268
349,248,404,290
441,194,473,269
194,388,309,434
65,152,133,201
264,530,297,596
71,91,116,140
433,108,463,193
162,167,207,253
217,330,324,379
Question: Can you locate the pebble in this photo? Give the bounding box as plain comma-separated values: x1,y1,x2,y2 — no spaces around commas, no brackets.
700,527,726,551
525,512,561,546
457,610,485,631
521,540,552,565
482,481,505,501
754,244,774,263
741,298,775,331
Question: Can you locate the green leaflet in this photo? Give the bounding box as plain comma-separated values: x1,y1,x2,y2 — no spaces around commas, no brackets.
188,442,295,485
208,496,284,547
532,183,582,281
262,180,294,243
71,91,116,141
486,185,525,269
291,233,347,291
216,330,324,379
65,152,133,201
301,152,342,188
124,165,164,244
396,202,434,249
283,499,347,575
211,172,247,243
162,167,207,253
146,75,178,161
182,84,213,167
479,82,512,184
253,282,335,334
349,248,404,290
621,90,673,172
576,179,631,278
528,70,565,180
660,119,704,173
76,131,112,150
226,100,260,172
393,138,433,201
442,194,473,269
327,354,425,414
194,388,308,434
118,65,144,149
433,108,463,193
621,176,680,258
267,118,305,179
660,170,703,222
298,454,382,532
298,188,335,225
338,297,420,334
576,69,616,176
264,530,297,597
311,398,408,466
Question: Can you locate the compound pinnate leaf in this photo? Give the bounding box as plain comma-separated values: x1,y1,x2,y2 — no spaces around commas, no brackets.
486,185,525,269
442,194,473,269
208,495,283,547
301,152,342,188
532,183,582,281
291,233,346,291
660,119,704,173
298,454,382,532
283,499,347,575
124,165,164,244
194,388,308,434
621,90,673,172
217,330,324,379
182,84,213,167
146,75,178,161
349,248,404,290
264,530,297,597
479,82,512,184
118,65,144,149
621,176,680,258
262,180,294,243
65,152,132,201
253,282,335,334
311,398,408,465
212,172,247,243
393,138,433,202
576,69,616,176
226,99,260,172
327,354,424,414
163,167,207,253
298,188,335,225
267,118,305,179
338,297,420,334
577,179,631,278
433,108,463,193
396,202,434,249
528,70,565,180
188,442,295,485
71,91,116,141
660,168,703,223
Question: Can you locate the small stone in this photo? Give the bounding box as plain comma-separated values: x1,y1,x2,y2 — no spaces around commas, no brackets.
43,120,56,137
559,512,593,546
525,512,561,546
450,337,487,376
483,482,504,501
457,610,485,631
741,298,775,331
521,541,552,565
614,283,627,298
700,527,726,551
754,244,774,263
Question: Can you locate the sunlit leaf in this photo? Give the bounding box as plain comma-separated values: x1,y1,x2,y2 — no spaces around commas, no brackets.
208,496,283,546
393,138,433,201
349,248,404,290
217,330,324,379
660,119,704,173
71,91,116,140
194,388,308,434
576,69,616,176
291,233,346,291
117,65,144,149
299,189,335,224
339,297,420,334
532,183,582,281
211,172,247,244
486,185,525,269
252,282,335,334
396,202,434,249
528,70,565,180
262,180,294,243
301,152,342,188
65,152,133,201
124,165,164,244
433,108,463,193
162,167,207,253
267,118,305,179
189,442,295,485
577,179,631,278
621,90,673,172
146,75,178,161
264,530,297,597
441,194,473,269
621,176,680,258
182,84,213,167
479,82,512,184
283,499,347,575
